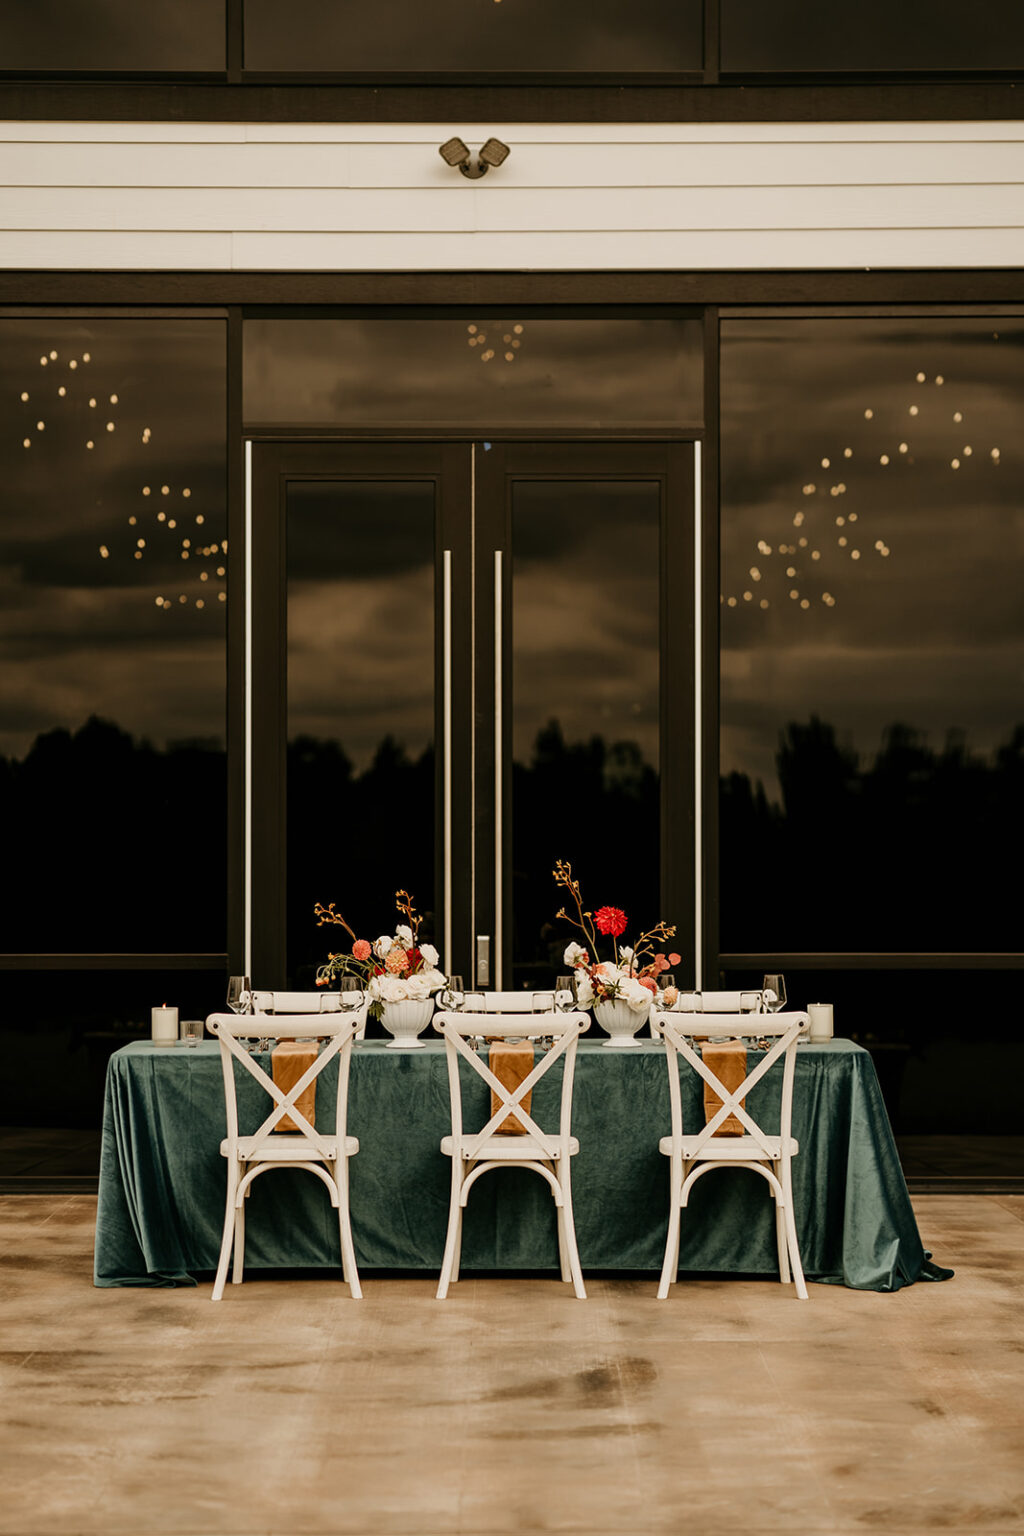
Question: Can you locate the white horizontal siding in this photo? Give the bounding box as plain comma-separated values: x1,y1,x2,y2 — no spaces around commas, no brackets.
2,120,1023,271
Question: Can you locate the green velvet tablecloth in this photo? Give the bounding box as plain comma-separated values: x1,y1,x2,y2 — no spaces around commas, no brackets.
94,1037,944,1291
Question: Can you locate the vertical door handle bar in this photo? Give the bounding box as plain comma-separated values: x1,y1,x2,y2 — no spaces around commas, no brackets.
244,439,253,979
494,548,503,992
693,440,703,990
443,548,453,976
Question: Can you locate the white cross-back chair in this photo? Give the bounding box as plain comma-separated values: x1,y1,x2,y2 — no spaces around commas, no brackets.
206,1009,365,1301
651,1008,810,1301
433,1008,590,1300
251,989,368,1039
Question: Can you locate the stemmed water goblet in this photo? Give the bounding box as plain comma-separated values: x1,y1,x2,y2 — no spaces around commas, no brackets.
226,975,251,1015
762,973,787,1013
441,975,465,1011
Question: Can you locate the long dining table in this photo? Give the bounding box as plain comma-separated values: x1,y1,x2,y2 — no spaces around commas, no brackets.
93,1036,949,1291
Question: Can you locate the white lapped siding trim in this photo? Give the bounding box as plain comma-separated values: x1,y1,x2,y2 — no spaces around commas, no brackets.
2,120,1023,271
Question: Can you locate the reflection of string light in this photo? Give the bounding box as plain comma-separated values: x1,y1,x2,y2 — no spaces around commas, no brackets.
723,352,1008,614
467,319,525,364
15,336,225,616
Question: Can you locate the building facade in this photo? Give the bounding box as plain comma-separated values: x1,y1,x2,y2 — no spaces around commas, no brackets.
2,3,1022,1181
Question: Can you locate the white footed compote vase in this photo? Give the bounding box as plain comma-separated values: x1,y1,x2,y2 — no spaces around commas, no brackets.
379,997,435,1049
593,998,649,1048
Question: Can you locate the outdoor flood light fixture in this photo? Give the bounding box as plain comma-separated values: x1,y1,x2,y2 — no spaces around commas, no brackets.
438,136,511,179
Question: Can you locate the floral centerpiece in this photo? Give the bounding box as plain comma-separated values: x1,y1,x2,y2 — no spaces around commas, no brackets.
314,889,446,1032
553,859,680,1044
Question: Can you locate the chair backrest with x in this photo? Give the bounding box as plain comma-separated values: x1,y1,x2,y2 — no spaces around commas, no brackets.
433,1010,589,1162
206,1011,363,1161
651,1010,809,1160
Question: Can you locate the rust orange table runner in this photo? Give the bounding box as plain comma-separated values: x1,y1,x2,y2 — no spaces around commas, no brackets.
488,1040,534,1135
701,1040,747,1136
271,1040,318,1133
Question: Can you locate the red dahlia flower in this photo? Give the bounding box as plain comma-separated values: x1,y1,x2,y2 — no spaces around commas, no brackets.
594,906,628,938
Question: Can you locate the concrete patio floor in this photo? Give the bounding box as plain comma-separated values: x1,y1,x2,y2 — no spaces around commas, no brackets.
0,1193,1021,1536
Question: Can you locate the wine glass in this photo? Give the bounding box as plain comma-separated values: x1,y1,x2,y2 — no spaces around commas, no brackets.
336,978,363,1012
226,975,251,1014
762,973,786,1013
441,975,465,1010
555,974,575,1012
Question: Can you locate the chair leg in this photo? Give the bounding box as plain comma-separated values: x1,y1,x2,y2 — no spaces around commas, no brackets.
450,1203,464,1285
335,1155,362,1300
558,1162,586,1300
212,1160,239,1302
781,1158,808,1300
556,1203,571,1283
774,1179,791,1285
231,1186,246,1285
436,1159,464,1300
657,1161,683,1300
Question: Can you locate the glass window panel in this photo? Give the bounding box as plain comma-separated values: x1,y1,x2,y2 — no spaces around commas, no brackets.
1,1,226,72
0,318,227,952
719,316,1024,955
0,967,227,1171
720,966,1024,1168
244,0,701,73
722,0,1024,73
286,480,436,985
244,318,703,431
511,480,660,986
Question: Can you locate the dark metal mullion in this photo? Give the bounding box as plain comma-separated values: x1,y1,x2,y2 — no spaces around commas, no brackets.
249,444,288,986
702,0,720,84
659,445,695,986
701,306,721,985
226,0,243,82
720,954,1024,970
0,955,228,970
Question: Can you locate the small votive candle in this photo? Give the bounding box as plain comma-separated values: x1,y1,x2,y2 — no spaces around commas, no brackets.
807,1003,834,1042
151,1004,178,1046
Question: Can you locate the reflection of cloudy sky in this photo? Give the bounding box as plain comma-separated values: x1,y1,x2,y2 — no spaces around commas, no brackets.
721,319,1024,797
287,478,661,771
513,482,659,764
287,481,435,765
244,319,701,430
244,0,697,72
0,319,227,757
4,0,224,69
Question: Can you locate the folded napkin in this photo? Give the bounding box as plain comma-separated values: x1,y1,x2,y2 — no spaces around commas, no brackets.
489,1041,534,1135
677,990,762,1013
701,1040,747,1137
253,991,324,1015
271,1040,318,1134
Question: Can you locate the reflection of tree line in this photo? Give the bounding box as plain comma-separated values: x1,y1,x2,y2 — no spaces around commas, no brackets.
0,715,225,951
3,712,1020,959
723,715,1024,952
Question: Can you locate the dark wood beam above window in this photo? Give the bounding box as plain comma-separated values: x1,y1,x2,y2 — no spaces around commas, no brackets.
0,79,1022,124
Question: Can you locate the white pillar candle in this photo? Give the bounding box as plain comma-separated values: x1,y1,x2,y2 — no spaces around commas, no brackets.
151,1004,178,1046
807,1003,834,1042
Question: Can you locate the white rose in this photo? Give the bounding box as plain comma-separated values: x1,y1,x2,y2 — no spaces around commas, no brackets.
405,972,431,1000
574,969,594,1007
370,973,408,1002
373,934,393,958
618,945,634,965
419,942,439,966
563,941,587,967
419,967,447,993
621,977,653,1012
395,924,413,947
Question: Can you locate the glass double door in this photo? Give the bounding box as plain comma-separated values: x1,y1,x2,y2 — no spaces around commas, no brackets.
250,439,696,990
